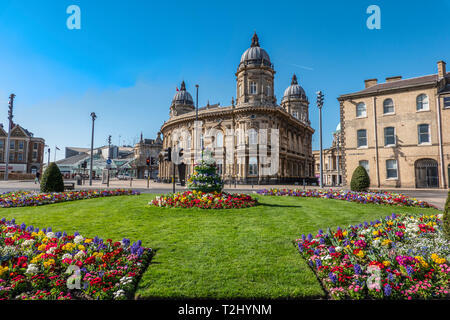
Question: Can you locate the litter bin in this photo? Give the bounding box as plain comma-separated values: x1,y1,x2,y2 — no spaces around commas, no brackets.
76,175,82,186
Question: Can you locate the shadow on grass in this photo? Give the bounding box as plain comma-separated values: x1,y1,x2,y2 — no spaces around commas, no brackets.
256,203,302,208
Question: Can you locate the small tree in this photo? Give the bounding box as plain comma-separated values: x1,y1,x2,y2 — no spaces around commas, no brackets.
350,165,370,192
187,159,223,193
40,162,64,193
443,191,450,240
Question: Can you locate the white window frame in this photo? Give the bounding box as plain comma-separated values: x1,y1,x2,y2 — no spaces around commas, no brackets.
250,82,257,95
357,129,367,148
384,127,396,146
418,124,431,145
386,159,398,179
356,103,367,118
383,98,395,114
416,94,429,111
359,160,369,175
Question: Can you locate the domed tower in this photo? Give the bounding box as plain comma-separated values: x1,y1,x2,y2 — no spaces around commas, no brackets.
281,74,309,123
169,81,195,118
235,32,276,107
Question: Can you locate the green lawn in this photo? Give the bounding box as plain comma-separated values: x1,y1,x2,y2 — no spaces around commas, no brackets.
0,194,439,299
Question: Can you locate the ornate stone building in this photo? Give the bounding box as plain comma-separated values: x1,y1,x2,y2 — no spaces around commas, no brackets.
159,33,315,184
133,132,163,179
338,60,449,189
313,123,344,186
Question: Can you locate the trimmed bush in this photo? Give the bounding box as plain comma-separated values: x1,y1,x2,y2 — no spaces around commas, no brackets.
187,159,224,193
40,162,64,193
350,165,370,192
444,191,450,240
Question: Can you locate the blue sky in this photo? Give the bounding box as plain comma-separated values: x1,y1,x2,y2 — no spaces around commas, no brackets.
0,0,448,161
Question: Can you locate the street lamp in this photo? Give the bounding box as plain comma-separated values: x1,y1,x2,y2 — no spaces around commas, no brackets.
4,94,15,181
316,91,324,188
89,112,97,186
195,84,199,121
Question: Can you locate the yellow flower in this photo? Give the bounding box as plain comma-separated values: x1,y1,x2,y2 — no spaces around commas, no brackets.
342,231,348,237
382,260,391,267
387,221,394,226
84,239,92,244
415,256,429,268
78,245,86,251
42,237,48,243
0,265,9,277
381,239,392,246
38,244,47,251
43,259,55,268
431,253,446,264
356,250,365,258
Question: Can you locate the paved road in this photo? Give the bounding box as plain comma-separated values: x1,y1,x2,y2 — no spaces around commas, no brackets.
0,180,447,210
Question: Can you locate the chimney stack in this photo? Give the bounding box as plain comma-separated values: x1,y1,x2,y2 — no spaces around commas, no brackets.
364,78,378,88
386,76,402,83
437,60,446,79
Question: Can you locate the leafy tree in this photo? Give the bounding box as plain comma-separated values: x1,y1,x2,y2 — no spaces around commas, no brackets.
187,159,224,193
40,162,64,193
350,165,370,192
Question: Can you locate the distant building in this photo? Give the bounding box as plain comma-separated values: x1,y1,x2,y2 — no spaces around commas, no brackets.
313,123,344,186
338,60,450,189
0,123,45,174
133,132,163,179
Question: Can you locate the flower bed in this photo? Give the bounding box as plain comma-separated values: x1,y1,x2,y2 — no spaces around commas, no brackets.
151,190,257,209
257,189,436,209
0,189,140,208
0,218,152,300
296,213,450,299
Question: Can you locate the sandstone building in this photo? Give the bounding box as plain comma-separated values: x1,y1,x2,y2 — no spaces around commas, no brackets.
159,33,315,184
338,61,450,189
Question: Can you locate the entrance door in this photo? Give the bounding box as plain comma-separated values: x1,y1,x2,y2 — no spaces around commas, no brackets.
415,159,439,188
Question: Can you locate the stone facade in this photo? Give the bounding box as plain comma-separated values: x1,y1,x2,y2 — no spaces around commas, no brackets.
313,125,343,186
338,61,450,189
133,133,163,179
158,33,315,184
0,124,45,174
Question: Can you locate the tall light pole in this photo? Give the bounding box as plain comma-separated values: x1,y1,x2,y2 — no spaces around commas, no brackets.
4,94,15,181
316,91,324,188
336,132,340,186
89,112,97,186
195,84,199,121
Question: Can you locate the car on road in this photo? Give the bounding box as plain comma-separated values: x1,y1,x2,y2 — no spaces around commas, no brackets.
117,174,131,180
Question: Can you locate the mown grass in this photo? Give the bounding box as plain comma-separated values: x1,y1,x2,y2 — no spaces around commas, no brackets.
0,194,439,299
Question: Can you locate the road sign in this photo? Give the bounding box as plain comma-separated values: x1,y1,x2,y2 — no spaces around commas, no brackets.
106,159,112,165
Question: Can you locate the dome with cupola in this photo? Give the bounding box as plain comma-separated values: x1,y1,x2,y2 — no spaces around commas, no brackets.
282,74,307,102
239,32,271,67
172,81,194,106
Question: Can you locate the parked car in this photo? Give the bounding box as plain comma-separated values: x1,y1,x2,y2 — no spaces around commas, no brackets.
117,174,130,180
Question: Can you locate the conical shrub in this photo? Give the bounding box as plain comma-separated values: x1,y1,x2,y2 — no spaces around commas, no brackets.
350,165,370,192
40,162,64,193
443,191,450,240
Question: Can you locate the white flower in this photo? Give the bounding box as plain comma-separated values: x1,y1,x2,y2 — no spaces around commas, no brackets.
46,246,57,254
113,289,126,298
26,264,39,274
21,239,35,247
335,246,343,252
74,235,84,244
73,251,86,260
62,253,72,260
46,232,55,239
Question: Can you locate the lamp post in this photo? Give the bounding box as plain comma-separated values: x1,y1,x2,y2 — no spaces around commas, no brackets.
316,91,324,188
195,84,199,121
336,133,340,186
4,94,15,181
89,112,97,186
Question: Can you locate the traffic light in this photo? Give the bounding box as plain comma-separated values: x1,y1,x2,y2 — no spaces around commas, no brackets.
81,161,87,169
163,147,172,161
151,157,156,165
146,157,150,166
179,148,184,157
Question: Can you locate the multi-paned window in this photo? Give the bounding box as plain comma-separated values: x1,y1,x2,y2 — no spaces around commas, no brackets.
32,151,38,160
266,85,271,96
18,141,24,150
292,111,299,119
9,153,14,162
356,103,367,117
417,94,429,111
250,82,257,94
248,129,258,145
216,132,223,148
10,141,15,150
384,127,396,146
418,124,430,144
33,142,38,150
18,153,23,161
444,97,450,109
386,159,398,179
0,140,3,149
248,157,258,175
359,160,369,175
357,129,367,148
383,98,394,114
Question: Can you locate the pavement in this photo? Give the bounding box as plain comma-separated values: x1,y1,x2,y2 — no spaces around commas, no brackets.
0,179,447,210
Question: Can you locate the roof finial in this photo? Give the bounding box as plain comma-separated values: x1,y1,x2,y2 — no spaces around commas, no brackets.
180,80,186,91
291,74,298,85
251,32,259,47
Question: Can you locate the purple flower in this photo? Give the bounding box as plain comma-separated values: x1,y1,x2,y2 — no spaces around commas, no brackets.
329,272,337,284
353,263,362,275
384,284,392,297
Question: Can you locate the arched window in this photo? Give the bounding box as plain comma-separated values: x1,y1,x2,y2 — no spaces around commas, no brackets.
248,129,258,145
383,98,394,114
356,103,367,117
417,94,429,111
216,132,223,148
266,85,271,96
250,82,257,94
